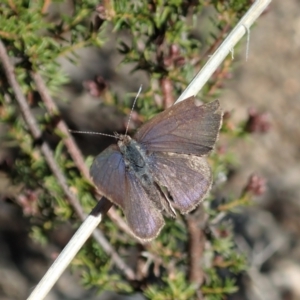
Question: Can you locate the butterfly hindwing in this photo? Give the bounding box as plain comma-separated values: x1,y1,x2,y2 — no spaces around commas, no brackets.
151,152,212,214
123,172,165,241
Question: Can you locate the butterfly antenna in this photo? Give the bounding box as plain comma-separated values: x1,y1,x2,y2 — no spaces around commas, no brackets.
69,130,117,139
125,85,142,136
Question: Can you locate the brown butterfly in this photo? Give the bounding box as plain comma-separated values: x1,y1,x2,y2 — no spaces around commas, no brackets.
90,97,222,241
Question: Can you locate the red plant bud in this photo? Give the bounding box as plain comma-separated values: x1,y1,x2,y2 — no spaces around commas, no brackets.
245,108,271,133
244,174,267,196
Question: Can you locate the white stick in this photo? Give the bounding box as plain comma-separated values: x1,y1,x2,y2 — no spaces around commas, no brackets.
27,0,272,299
175,0,272,103
27,214,103,300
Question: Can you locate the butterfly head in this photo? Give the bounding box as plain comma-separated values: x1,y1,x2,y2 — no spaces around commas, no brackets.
115,133,132,152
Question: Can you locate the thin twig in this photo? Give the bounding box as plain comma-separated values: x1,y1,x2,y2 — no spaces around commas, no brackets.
31,71,134,237
0,39,135,283
160,77,174,108
26,199,111,300
185,206,207,287
41,0,52,15
31,71,135,276
176,0,272,103
31,72,91,179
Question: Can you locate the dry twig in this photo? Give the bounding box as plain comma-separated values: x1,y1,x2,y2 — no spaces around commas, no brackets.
0,39,135,286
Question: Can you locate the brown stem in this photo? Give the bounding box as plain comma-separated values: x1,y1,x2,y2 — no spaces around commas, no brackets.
31,72,91,178
160,77,174,108
0,39,135,280
185,205,207,287
8,0,18,13
0,31,18,40
30,71,134,238
41,0,52,15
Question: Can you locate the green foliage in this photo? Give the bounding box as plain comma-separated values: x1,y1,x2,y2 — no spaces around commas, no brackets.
202,269,239,300
145,272,198,300
0,0,258,299
75,240,133,293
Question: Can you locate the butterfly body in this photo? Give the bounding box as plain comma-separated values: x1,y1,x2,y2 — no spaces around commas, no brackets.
117,135,147,174
90,97,222,241
117,134,176,218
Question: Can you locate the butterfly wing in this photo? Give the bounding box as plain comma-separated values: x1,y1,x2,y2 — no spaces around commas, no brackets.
90,145,127,208
134,98,222,156
150,152,212,214
90,145,164,241
123,172,165,241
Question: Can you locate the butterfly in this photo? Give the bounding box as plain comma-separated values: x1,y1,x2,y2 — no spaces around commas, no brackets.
90,96,222,241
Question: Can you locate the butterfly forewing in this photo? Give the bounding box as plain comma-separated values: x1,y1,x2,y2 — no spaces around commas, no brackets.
90,145,126,208
134,97,222,156
90,145,164,241
151,152,212,213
